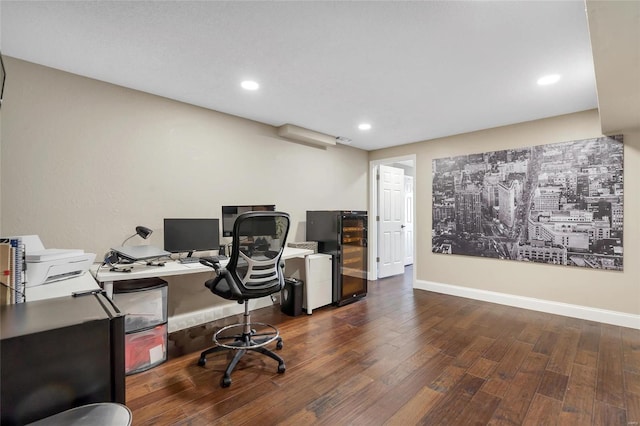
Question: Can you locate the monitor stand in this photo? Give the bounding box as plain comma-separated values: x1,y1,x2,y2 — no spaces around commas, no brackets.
179,251,200,264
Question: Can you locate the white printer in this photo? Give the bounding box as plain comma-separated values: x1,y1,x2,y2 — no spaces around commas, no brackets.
22,235,96,288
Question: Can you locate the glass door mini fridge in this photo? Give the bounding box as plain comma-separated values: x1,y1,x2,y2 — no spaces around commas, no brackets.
306,210,367,306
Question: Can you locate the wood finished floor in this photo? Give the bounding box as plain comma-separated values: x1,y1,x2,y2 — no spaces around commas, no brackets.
126,268,640,425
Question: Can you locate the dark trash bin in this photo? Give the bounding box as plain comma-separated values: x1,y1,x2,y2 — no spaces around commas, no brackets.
281,278,303,316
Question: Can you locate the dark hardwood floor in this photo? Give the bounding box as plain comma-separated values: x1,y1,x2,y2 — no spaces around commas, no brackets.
126,267,640,425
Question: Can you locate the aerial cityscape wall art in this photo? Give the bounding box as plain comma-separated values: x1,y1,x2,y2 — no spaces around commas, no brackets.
432,135,624,270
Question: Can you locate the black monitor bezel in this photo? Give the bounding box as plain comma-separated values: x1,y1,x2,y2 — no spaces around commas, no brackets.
163,218,220,255
222,205,276,237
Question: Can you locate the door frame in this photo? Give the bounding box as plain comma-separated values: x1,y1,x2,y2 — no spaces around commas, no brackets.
368,154,416,282
403,175,414,266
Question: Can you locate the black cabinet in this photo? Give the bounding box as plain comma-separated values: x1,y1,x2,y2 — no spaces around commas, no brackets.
306,210,368,306
0,293,125,425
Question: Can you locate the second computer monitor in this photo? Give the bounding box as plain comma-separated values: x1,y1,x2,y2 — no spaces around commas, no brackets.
222,205,275,237
163,218,220,257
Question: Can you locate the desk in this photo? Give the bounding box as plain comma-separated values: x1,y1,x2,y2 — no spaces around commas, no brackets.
26,272,100,302
91,246,313,332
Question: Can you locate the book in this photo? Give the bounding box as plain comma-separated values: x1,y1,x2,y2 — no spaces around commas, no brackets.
0,242,12,304
0,237,25,303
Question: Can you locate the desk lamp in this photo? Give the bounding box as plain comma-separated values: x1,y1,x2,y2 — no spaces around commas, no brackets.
104,226,154,271
121,225,153,246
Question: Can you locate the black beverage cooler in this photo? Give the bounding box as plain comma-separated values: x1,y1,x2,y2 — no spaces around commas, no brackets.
306,210,367,306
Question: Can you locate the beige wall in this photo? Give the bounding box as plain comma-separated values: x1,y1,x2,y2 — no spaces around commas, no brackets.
0,57,368,254
0,57,368,318
370,110,640,316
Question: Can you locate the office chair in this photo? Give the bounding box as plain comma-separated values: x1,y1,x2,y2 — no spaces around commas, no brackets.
198,211,290,387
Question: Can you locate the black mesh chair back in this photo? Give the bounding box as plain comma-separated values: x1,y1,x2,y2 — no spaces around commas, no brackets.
208,211,290,301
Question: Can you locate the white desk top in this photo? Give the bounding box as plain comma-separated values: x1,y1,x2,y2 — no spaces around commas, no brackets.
26,272,101,302
92,246,314,283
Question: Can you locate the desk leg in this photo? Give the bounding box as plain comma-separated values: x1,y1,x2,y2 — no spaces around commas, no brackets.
304,256,312,315
102,280,114,299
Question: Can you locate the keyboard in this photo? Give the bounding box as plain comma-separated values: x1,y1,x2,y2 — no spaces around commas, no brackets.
179,257,201,264
200,255,228,263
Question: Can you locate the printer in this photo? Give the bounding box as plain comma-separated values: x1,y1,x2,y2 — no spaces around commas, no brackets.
22,235,96,288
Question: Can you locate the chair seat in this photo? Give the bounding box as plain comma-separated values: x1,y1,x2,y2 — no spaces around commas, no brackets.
27,403,132,426
205,274,283,301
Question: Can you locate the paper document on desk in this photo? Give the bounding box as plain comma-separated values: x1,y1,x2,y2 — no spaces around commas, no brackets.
182,262,206,269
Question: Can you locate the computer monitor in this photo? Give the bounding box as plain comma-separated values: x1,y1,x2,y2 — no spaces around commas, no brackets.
222,205,276,237
163,218,220,257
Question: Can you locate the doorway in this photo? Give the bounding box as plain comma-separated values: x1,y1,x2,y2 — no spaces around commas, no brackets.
368,155,416,281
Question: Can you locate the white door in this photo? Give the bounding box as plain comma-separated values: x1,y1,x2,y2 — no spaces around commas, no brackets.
378,165,405,278
404,176,414,266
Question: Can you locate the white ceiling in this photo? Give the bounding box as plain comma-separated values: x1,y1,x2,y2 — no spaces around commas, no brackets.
1,1,599,151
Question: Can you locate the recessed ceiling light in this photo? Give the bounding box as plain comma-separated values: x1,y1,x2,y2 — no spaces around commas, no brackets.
358,123,372,131
537,74,561,86
241,80,259,90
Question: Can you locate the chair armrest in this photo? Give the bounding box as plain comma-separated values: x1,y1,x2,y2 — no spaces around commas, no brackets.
199,258,221,271
205,268,227,291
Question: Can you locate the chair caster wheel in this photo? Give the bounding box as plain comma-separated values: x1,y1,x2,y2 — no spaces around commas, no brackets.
197,357,206,367
278,364,286,374
221,377,232,388
276,340,283,350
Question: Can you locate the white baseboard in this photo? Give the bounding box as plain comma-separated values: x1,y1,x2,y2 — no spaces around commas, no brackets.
415,280,640,330
168,297,276,333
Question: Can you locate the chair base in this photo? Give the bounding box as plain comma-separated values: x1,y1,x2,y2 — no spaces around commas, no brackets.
198,323,285,388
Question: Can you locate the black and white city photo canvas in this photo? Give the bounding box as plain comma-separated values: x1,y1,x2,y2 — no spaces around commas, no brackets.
432,135,624,270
